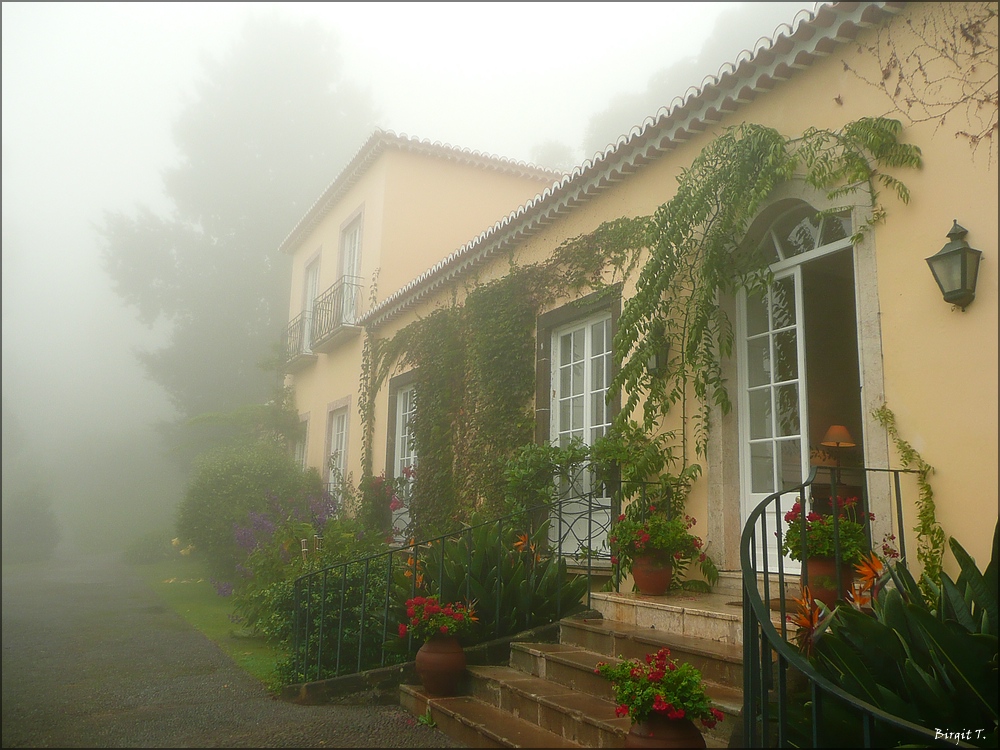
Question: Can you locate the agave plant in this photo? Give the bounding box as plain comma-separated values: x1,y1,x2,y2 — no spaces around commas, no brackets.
807,521,998,747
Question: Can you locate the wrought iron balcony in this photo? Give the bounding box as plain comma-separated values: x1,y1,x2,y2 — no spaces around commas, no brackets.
283,311,317,371
311,275,364,353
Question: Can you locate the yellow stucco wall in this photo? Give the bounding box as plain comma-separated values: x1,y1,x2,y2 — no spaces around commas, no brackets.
285,144,557,497
290,2,998,571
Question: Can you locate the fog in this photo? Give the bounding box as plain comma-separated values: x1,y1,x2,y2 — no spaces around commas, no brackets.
1,2,815,558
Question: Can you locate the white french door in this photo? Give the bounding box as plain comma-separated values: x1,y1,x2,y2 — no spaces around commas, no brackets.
738,267,809,571
550,313,613,556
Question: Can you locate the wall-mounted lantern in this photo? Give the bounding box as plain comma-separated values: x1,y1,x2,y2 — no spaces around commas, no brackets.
925,220,982,311
646,320,669,376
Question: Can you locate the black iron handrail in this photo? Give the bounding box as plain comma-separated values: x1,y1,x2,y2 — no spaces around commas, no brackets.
289,489,631,685
740,465,976,747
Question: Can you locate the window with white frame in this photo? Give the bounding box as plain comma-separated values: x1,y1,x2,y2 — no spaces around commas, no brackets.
391,383,417,541
326,406,349,497
340,217,362,325
549,311,614,557
552,313,613,451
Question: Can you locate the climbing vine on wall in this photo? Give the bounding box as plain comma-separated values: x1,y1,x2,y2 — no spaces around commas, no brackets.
358,117,921,538
612,118,922,469
873,403,945,601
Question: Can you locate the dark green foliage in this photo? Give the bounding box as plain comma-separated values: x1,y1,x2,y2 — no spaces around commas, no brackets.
175,439,325,578
278,553,402,685
101,16,376,456
461,267,545,516
502,439,592,513
284,505,588,685
1,486,61,564
386,510,589,656
404,306,466,538
613,118,921,465
809,521,998,747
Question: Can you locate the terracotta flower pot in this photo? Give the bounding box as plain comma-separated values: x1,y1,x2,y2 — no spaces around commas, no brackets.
624,714,707,748
802,555,854,609
414,634,466,696
631,554,673,595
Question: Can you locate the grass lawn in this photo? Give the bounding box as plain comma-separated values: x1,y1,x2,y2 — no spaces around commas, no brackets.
131,556,287,692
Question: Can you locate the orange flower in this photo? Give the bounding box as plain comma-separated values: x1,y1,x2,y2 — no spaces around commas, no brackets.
854,551,884,594
847,580,872,610
513,533,529,552
787,586,827,656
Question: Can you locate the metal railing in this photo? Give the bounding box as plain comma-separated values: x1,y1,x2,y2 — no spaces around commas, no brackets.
284,311,313,362
288,485,641,685
740,465,976,747
311,275,363,346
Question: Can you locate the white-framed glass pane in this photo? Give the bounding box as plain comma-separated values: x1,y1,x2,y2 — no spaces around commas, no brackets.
746,336,770,388
773,330,799,383
778,438,803,490
327,409,348,481
746,291,768,336
750,442,775,493
748,388,772,439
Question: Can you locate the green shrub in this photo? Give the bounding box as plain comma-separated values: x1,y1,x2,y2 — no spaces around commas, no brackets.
175,439,326,578
122,529,177,565
387,510,589,655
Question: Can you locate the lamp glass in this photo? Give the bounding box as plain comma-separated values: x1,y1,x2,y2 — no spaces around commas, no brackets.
821,424,855,448
925,221,982,309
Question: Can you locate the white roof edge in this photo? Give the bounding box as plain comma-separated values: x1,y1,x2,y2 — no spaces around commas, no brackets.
358,2,905,329
277,129,563,255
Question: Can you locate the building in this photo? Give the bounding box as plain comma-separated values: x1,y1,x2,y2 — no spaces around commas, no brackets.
281,0,997,575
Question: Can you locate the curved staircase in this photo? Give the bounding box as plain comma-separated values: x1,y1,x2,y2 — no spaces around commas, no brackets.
400,581,758,748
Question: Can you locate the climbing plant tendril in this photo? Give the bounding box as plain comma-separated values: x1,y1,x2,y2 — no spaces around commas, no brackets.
612,118,922,471
358,117,921,535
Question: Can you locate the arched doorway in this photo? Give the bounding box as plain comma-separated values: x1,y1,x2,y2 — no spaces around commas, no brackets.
735,200,865,570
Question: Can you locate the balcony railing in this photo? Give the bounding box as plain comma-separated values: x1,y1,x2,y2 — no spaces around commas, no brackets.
283,311,317,370
311,275,363,352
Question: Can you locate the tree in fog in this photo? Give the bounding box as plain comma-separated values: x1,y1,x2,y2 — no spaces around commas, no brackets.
102,15,377,455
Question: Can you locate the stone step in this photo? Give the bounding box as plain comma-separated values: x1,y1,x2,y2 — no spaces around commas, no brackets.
398,591,757,748
507,640,740,747
400,683,582,748
467,664,629,747
558,616,744,687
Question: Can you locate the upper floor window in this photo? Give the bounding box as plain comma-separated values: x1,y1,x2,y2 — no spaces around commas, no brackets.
340,217,362,325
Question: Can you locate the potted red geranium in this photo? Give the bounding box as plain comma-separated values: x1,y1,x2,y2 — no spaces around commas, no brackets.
399,595,476,697
596,647,724,748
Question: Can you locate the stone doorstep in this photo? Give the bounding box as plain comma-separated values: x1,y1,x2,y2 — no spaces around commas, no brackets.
559,618,744,687
589,592,744,645
400,684,581,748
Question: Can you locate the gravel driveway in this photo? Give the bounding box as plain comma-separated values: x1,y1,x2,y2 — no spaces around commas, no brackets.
1,553,460,748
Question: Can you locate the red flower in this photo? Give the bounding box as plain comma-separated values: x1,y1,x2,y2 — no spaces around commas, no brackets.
398,623,407,638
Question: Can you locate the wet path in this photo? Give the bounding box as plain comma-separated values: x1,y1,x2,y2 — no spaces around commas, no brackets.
1,554,458,748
